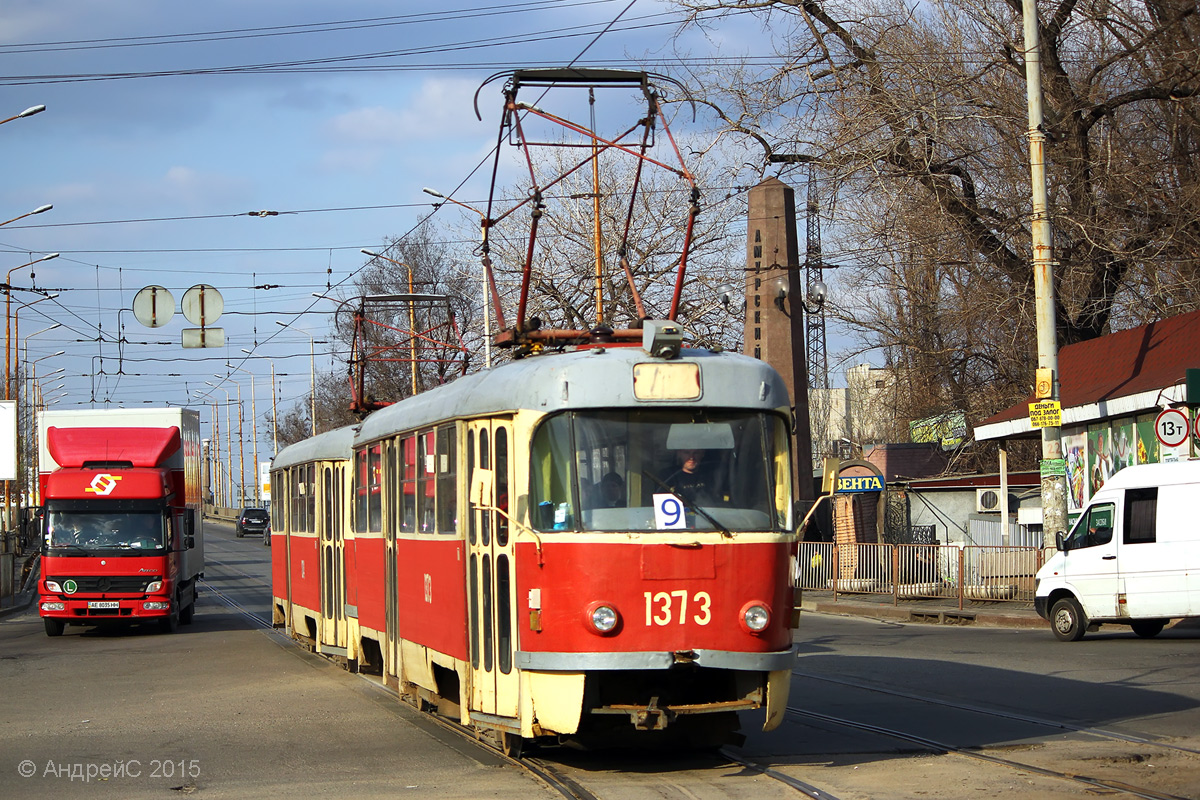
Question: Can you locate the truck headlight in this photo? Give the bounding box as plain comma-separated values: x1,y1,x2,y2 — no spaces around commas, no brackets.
145,580,163,593
41,601,65,611
45,580,62,593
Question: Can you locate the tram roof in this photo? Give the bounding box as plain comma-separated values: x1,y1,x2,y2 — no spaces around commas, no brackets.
356,346,789,446
272,424,355,469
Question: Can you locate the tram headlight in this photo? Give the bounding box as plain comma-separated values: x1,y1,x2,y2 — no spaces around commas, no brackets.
740,602,771,634
586,602,620,635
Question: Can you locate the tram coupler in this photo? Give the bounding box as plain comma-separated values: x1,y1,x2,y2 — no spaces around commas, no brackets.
632,696,673,731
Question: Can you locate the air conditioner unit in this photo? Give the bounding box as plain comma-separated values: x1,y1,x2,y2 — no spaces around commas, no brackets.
975,488,1019,513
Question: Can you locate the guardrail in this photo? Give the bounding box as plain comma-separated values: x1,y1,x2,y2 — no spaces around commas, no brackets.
796,541,1047,609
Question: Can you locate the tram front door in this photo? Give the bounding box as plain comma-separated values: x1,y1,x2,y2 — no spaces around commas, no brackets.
319,464,347,653
466,419,519,722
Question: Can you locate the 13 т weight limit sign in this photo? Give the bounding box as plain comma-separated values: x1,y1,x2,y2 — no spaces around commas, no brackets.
1155,407,1189,448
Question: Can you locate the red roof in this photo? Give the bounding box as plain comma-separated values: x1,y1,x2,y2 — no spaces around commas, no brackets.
980,309,1200,426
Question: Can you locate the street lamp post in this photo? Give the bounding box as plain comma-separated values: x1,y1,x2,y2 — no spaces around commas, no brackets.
229,362,258,506
275,321,317,435
423,187,493,368
205,382,235,509
5,253,59,402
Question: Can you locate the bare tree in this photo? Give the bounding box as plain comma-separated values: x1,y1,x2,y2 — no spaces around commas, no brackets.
671,0,1200,463
481,146,746,351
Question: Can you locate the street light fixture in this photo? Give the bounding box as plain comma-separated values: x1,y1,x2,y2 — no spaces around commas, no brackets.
0,105,45,126
0,204,52,229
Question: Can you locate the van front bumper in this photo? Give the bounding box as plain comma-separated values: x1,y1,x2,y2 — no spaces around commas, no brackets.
1033,596,1049,620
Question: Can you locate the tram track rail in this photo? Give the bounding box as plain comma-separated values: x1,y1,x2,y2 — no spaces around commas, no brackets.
794,669,1200,757
782,690,1195,796
204,575,841,800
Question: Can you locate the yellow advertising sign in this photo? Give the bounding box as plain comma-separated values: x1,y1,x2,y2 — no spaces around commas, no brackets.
1028,400,1062,428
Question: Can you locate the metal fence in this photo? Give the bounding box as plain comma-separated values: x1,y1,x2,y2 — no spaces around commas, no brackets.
796,541,1046,608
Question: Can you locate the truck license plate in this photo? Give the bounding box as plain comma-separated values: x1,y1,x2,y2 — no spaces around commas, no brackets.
88,601,119,610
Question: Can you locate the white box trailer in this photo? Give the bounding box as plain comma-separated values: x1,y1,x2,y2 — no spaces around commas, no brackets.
1035,460,1200,641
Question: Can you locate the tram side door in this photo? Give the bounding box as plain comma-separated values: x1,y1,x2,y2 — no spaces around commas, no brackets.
320,464,347,650
466,419,519,720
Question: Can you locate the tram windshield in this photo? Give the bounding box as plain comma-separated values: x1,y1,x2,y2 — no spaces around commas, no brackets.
529,410,792,532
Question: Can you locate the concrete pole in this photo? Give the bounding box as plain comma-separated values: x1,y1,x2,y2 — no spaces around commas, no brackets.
1022,0,1069,548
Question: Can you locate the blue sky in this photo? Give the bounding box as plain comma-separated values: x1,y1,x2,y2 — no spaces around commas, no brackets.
0,1,814,485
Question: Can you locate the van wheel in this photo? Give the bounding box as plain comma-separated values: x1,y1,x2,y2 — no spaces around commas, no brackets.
1131,619,1166,638
44,618,65,637
1050,597,1087,642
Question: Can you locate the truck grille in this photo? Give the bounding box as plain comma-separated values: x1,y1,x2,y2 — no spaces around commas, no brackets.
60,576,159,594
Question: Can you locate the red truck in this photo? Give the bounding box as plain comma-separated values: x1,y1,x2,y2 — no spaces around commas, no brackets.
36,408,205,636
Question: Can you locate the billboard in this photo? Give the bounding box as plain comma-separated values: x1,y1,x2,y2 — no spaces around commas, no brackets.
259,460,271,502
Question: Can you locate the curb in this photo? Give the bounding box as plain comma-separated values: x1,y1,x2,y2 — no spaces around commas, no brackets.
801,597,1049,630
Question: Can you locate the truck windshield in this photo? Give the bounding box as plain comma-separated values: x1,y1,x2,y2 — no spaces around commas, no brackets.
46,510,166,552
529,409,792,532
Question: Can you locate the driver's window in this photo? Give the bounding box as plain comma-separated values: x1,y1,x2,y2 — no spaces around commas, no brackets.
1069,503,1114,549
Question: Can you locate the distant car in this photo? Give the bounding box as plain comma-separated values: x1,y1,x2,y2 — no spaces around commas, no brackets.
235,507,269,538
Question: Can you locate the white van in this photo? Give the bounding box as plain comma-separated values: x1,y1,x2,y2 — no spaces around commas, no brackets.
1035,460,1200,641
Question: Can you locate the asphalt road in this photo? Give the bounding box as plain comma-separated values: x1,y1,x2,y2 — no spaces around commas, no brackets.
4,521,1200,799
0,519,554,799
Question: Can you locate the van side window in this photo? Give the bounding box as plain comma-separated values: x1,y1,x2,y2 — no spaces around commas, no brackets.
1068,503,1114,549
1124,487,1157,544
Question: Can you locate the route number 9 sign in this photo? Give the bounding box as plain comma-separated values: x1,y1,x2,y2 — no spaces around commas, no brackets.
653,493,687,529
1155,407,1190,448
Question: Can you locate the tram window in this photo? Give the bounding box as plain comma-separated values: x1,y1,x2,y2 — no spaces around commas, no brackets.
532,410,790,533
436,426,457,535
467,429,476,546
306,464,317,533
353,450,367,534
496,427,509,547
530,414,575,532
400,436,416,533
419,431,435,533
368,444,383,533
482,553,494,673
324,467,333,539
497,554,512,674
385,442,397,536
469,553,480,669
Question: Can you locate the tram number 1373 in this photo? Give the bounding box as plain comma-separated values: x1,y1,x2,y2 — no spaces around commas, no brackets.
645,590,712,626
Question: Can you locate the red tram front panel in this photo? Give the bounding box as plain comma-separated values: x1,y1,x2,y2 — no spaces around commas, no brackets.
515,539,792,653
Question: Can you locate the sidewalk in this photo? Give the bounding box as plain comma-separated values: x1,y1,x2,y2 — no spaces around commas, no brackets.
800,590,1048,630
0,551,39,619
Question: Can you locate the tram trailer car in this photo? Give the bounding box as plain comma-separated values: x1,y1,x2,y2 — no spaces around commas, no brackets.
272,325,799,749
269,425,357,660
36,408,205,636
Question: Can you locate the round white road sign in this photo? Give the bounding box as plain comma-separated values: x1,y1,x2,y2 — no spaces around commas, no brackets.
1155,407,1189,448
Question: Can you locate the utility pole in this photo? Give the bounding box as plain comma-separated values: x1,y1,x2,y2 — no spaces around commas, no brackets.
1022,0,1069,547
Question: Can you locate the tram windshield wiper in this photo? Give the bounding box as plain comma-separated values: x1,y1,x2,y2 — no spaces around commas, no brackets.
641,470,732,537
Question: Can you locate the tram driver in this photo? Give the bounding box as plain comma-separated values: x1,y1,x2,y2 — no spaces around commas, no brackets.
661,447,718,506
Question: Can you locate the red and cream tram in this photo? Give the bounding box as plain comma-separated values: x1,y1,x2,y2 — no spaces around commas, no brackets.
271,328,799,750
